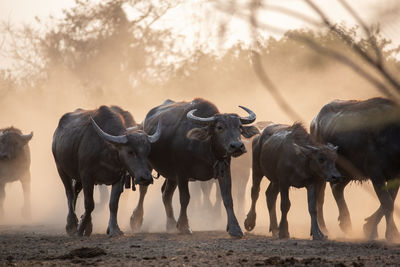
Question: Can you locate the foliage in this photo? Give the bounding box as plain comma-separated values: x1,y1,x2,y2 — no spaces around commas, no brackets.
1,0,182,94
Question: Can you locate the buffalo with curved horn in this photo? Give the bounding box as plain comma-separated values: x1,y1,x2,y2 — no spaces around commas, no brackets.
130,98,259,237
52,105,161,237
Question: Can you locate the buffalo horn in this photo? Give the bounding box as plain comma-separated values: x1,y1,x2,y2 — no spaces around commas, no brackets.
327,143,338,151
238,106,256,124
90,117,128,145
147,121,161,143
20,132,33,141
126,125,140,132
305,145,319,151
239,106,256,124
187,109,216,125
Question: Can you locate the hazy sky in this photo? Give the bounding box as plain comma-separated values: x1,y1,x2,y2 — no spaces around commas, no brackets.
0,0,75,23
0,0,399,54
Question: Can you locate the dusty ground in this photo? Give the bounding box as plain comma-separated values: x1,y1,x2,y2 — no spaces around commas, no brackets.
0,225,400,266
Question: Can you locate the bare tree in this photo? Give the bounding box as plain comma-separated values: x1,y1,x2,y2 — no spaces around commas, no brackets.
214,0,400,120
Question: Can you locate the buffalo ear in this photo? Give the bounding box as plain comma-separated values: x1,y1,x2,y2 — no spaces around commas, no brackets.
294,144,312,156
241,126,260,138
186,127,210,141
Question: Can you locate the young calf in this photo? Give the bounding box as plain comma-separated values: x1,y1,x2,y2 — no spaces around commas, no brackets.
244,123,340,240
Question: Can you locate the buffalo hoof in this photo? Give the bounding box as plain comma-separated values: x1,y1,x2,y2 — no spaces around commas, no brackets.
84,223,93,237
244,213,256,232
385,226,400,243
386,232,400,243
363,220,378,240
338,215,352,235
166,218,178,233
107,226,124,237
77,221,93,237
177,220,192,235
130,210,144,232
177,225,192,235
227,224,243,238
311,229,327,241
270,228,279,238
66,214,78,236
320,225,329,236
279,231,290,239
279,221,289,239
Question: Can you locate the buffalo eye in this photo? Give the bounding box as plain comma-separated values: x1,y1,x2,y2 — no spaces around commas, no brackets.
128,150,136,157
318,156,326,164
216,125,224,132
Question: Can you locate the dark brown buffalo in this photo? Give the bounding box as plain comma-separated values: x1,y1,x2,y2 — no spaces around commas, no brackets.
0,127,33,218
130,98,259,237
311,97,400,242
244,122,340,240
52,105,160,236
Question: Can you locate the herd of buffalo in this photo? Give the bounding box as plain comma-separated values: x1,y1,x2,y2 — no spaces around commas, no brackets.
0,97,399,242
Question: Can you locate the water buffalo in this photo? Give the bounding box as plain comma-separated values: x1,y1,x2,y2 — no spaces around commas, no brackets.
0,127,33,218
130,98,259,237
244,122,340,240
52,105,161,236
310,97,400,242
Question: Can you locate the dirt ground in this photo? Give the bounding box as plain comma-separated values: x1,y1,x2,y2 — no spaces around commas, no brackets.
0,224,399,266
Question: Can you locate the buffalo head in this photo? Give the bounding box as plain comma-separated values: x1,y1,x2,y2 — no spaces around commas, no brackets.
186,106,260,158
0,130,33,160
90,118,161,186
294,143,341,183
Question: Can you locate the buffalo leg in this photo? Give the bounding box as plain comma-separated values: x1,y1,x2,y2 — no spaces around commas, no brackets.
244,168,263,232
73,180,82,211
218,172,243,238
370,179,399,242
0,183,5,218
307,183,327,240
130,185,148,232
96,185,109,212
20,173,31,219
232,169,249,223
364,184,399,240
189,182,201,209
107,180,124,236
330,178,352,234
57,167,78,235
77,183,94,236
266,181,279,237
162,179,177,232
279,185,291,239
177,178,192,234
214,181,222,216
200,181,213,211
316,181,328,234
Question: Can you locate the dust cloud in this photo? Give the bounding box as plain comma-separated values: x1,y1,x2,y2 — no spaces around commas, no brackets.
0,49,394,242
